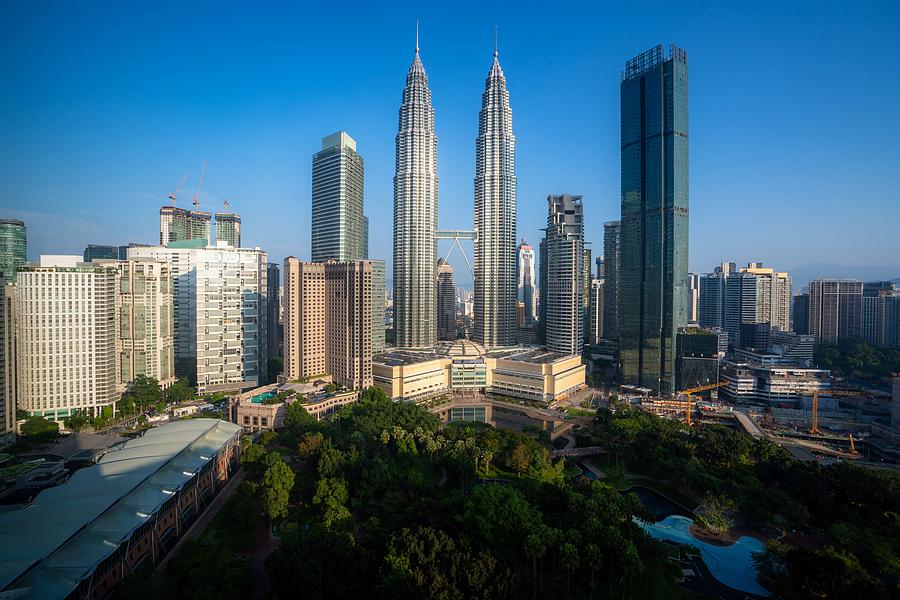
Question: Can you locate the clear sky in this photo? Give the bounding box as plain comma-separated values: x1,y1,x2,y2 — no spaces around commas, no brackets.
1,0,898,286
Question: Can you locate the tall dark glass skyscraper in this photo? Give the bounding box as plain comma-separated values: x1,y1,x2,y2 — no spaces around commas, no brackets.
618,44,689,395
0,219,26,286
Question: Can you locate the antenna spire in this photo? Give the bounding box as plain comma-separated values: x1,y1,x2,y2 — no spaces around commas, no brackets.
415,20,419,54
494,25,498,58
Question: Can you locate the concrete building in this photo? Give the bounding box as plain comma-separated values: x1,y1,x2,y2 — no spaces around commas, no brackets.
675,327,720,391
311,131,366,262
325,261,373,390
282,258,325,382
792,293,810,335
473,49,517,349
372,341,586,404
540,194,584,355
0,284,15,447
698,262,735,330
129,242,267,393
111,258,175,392
0,419,241,599
861,281,898,347
231,382,358,431
517,240,537,326
589,278,604,346
720,360,830,406
601,221,619,342
809,279,863,344
618,45,690,396
370,259,386,354
0,218,26,286
159,206,212,247
214,212,241,247
15,257,118,420
393,44,438,349
582,247,592,342
722,263,792,347
266,262,281,367
83,244,128,262
688,273,700,323
437,258,456,340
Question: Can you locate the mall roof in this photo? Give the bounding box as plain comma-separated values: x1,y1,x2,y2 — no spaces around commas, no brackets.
0,419,241,598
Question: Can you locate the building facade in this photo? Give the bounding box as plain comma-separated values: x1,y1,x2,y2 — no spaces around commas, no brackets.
618,44,690,395
282,258,325,382
473,50,517,348
16,257,118,420
0,218,26,286
325,261,373,390
437,258,456,340
266,262,281,368
159,206,211,247
83,244,128,262
215,212,241,247
129,242,267,393
393,46,439,348
723,263,792,346
541,194,584,355
517,240,537,326
311,131,366,262
809,279,863,344
792,293,810,335
370,259,386,354
602,220,619,342
589,278,604,346
697,262,734,330
861,281,898,347
0,284,15,447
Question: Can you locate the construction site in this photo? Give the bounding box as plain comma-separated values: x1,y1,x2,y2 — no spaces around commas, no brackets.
635,378,900,470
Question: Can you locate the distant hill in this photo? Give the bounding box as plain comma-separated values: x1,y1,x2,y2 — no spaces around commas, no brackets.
788,263,900,291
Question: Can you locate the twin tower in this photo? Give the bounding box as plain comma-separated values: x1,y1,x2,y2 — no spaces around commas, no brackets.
393,41,517,349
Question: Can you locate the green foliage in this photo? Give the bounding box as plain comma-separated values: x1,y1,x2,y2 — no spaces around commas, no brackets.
20,416,59,439
323,383,340,393
284,401,318,436
261,453,295,521
63,410,90,432
166,378,195,403
814,337,900,380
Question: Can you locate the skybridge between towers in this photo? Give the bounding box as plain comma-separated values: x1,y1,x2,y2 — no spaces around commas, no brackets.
435,229,476,278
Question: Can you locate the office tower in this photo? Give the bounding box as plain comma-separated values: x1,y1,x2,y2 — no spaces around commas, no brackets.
437,258,457,340
129,242,268,392
473,47,517,349
541,194,584,355
698,262,735,329
113,258,176,391
618,44,689,395
266,263,282,365
723,263,792,345
589,278,604,345
861,281,898,347
215,212,241,247
0,284,15,447
370,260,386,354
792,293,810,335
885,294,900,348
16,257,117,420
582,247,592,341
517,240,537,325
282,258,325,381
688,273,700,323
363,216,370,259
325,261,373,390
675,328,720,391
0,218,26,286
83,244,128,262
393,43,438,349
596,255,605,280
159,206,212,246
809,279,863,344
311,132,366,262
602,221,620,341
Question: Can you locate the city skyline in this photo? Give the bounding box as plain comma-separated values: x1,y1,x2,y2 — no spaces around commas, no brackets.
2,2,898,285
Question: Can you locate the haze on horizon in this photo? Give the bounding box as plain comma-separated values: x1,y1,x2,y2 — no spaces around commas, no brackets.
1,0,898,286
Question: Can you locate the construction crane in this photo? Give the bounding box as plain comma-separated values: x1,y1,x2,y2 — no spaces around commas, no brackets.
809,389,869,434
192,160,207,210
849,432,857,455
223,198,231,211
168,173,189,206
679,381,727,426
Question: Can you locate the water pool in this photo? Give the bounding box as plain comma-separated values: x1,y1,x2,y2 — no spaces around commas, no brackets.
251,391,277,404
637,515,770,597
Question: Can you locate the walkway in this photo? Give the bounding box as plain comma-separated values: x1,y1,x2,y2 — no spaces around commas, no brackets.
552,445,605,458
151,468,246,586
734,411,765,439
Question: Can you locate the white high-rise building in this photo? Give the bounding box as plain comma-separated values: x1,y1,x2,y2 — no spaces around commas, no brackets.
540,195,584,355
473,48,517,348
393,41,438,348
16,257,118,420
129,242,267,393
517,240,536,326
723,263,792,345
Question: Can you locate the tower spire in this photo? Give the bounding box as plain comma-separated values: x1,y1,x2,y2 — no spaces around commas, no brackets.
494,25,498,58
416,20,419,55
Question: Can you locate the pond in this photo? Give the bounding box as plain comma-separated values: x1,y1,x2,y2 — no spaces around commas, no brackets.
637,515,770,597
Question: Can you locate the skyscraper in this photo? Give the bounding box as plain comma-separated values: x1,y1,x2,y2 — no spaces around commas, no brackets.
437,258,456,340
215,212,241,247
541,194,584,355
809,279,863,344
311,131,365,262
282,258,325,382
602,221,619,342
325,261,373,390
473,47,517,348
370,259,386,354
723,263,792,346
792,293,810,335
589,278,604,346
83,244,128,262
0,219,26,286
0,284,15,447
393,41,438,348
266,262,282,367
618,44,689,396
582,247,592,342
159,206,212,247
698,262,734,329
517,240,537,325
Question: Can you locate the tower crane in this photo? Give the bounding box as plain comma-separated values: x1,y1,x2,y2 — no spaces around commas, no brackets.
223,198,231,211
809,389,869,434
168,173,189,206
192,160,207,210
679,381,727,426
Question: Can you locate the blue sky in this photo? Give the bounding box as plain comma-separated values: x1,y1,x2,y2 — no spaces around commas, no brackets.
1,0,898,286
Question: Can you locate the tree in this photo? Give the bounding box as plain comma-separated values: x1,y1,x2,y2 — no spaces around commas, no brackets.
261,453,295,521
166,378,195,404
298,432,324,458
64,410,90,432
20,416,59,439
508,442,530,474
361,386,390,403
312,477,351,529
284,402,317,435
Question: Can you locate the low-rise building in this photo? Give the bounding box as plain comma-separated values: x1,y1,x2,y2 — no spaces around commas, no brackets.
720,360,830,406
230,382,358,432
